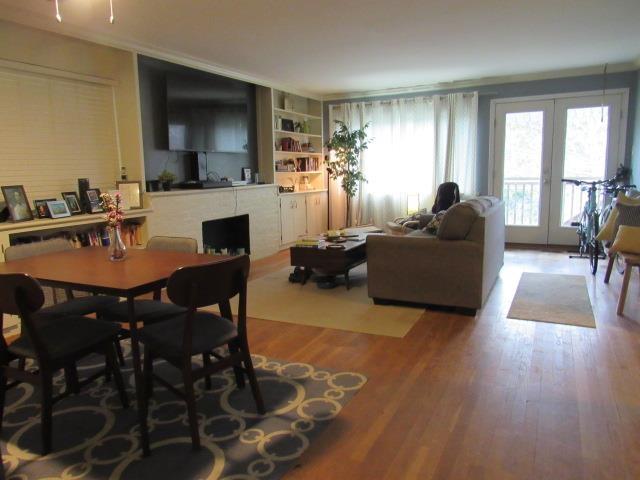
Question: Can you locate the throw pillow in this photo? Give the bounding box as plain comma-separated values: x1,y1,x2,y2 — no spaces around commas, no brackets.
597,192,640,242
424,211,445,234
436,202,479,240
614,203,640,239
610,225,640,255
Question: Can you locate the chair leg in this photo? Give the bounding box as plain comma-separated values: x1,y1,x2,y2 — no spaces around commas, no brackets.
115,339,126,367
228,342,245,389
105,344,129,409
604,254,615,284
40,369,54,455
64,363,80,395
617,263,632,315
202,353,212,390
0,367,7,433
18,357,26,371
240,343,265,415
144,349,154,399
182,367,201,450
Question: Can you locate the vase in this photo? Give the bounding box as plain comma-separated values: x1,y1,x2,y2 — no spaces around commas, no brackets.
108,225,127,262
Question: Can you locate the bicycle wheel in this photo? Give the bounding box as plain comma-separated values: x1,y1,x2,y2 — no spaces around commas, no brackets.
589,214,600,275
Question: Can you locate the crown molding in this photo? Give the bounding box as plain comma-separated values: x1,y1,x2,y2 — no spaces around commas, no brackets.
0,8,321,100
321,62,639,102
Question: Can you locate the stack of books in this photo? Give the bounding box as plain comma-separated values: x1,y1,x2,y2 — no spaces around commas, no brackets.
295,237,320,248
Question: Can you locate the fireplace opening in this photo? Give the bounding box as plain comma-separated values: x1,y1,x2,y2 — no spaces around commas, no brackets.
202,214,250,255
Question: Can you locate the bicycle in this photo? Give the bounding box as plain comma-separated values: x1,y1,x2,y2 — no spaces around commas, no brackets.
563,176,636,275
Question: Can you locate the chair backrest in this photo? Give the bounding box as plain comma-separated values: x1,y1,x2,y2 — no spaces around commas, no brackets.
167,255,249,309
4,238,73,262
146,236,198,254
431,182,460,214
0,273,47,362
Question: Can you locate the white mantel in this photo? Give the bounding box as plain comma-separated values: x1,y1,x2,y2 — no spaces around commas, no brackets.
145,184,281,259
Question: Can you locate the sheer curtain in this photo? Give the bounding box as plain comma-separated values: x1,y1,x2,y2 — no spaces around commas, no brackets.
328,92,478,227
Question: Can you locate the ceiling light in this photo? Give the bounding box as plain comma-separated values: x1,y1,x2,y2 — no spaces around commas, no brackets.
53,0,115,24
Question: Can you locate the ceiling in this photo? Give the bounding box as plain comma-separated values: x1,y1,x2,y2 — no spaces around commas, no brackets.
1,0,639,97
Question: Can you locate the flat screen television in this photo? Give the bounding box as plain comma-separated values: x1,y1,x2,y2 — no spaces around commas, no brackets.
166,71,256,153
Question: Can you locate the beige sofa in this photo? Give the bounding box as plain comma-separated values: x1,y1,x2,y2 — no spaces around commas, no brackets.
367,198,505,310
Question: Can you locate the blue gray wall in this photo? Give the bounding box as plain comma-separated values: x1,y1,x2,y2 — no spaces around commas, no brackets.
323,71,639,194
631,70,640,186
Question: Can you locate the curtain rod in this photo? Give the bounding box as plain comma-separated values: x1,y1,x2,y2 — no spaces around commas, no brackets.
329,91,494,108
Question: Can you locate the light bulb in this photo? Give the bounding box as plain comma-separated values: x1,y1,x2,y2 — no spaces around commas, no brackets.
55,0,62,22
109,0,115,24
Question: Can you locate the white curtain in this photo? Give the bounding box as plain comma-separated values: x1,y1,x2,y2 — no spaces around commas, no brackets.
328,92,478,227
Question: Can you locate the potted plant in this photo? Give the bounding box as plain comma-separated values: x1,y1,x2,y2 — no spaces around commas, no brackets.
158,169,177,191
325,120,370,227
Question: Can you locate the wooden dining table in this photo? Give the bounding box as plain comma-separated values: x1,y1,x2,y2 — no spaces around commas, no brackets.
0,246,228,456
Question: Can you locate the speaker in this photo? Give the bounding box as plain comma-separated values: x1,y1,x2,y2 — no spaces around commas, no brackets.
78,178,90,213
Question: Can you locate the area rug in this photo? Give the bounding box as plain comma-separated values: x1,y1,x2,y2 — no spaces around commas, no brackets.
224,264,423,338
507,272,596,328
1,343,367,479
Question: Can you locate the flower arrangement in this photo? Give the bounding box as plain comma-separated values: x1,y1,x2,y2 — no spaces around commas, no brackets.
100,192,125,228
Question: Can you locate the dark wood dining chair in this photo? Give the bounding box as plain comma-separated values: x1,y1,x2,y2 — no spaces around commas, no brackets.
4,238,120,317
140,255,265,450
0,273,128,455
99,236,198,325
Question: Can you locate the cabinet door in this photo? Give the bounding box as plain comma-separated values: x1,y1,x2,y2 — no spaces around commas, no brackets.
293,198,308,238
306,192,328,235
280,198,296,244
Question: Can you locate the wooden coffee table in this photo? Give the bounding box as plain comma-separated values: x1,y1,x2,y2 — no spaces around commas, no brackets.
290,228,382,289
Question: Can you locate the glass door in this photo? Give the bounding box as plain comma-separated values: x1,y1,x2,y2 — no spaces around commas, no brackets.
493,100,555,243
493,93,625,245
548,94,623,244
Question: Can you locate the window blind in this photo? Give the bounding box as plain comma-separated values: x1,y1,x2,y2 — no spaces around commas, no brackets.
0,68,119,203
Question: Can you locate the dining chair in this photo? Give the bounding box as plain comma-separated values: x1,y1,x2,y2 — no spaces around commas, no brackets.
0,273,128,455
140,255,265,450
99,236,198,325
4,238,120,317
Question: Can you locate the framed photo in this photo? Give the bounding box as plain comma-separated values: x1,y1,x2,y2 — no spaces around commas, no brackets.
34,198,57,219
46,200,71,219
85,188,103,214
61,192,82,215
116,181,142,210
242,168,252,182
281,118,294,132
1,185,33,222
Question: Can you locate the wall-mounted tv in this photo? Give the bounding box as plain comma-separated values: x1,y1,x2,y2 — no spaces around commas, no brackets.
166,71,256,153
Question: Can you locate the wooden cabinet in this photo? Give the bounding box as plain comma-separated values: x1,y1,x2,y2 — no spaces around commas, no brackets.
306,192,328,235
280,196,308,244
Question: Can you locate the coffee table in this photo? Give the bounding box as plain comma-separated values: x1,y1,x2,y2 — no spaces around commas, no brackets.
290,227,383,289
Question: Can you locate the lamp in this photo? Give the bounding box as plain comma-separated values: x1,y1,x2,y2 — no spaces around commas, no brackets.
54,0,115,24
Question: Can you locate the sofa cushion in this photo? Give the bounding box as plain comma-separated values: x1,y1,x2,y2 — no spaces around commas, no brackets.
407,229,437,239
437,202,480,240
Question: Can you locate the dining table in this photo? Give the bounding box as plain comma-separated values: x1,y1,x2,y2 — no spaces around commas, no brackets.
0,246,228,456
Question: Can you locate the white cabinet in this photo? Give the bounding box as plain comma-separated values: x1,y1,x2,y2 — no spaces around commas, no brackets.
306,192,328,236
280,196,308,244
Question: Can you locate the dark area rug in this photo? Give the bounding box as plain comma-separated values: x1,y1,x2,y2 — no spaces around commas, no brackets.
1,343,366,479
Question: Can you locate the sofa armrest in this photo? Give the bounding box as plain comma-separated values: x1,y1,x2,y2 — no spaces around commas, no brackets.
366,234,484,308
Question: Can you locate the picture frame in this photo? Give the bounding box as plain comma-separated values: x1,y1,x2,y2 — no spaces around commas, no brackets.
34,198,57,219
116,181,142,210
61,192,82,215
1,185,33,222
242,168,252,182
281,118,294,132
85,188,103,214
46,200,72,219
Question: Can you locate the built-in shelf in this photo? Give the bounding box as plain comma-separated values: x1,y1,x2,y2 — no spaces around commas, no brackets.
275,171,324,175
278,189,328,196
274,150,322,156
273,108,322,121
273,130,322,139
0,208,153,234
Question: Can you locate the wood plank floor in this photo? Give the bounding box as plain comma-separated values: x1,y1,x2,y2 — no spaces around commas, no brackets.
246,248,640,480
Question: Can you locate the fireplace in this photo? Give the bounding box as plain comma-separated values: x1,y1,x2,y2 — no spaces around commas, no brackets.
202,214,250,255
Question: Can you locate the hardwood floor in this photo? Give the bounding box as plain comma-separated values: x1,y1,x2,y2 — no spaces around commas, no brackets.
247,248,640,480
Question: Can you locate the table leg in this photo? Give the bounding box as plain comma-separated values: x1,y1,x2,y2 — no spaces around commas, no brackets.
345,270,350,290
127,295,150,456
302,267,312,285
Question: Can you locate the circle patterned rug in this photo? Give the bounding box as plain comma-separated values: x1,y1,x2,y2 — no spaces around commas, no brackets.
1,344,366,479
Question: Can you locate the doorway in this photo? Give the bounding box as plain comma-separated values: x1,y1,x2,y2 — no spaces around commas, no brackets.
491,91,627,245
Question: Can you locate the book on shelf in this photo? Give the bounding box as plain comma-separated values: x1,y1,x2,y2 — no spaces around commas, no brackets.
9,222,143,249
295,237,320,248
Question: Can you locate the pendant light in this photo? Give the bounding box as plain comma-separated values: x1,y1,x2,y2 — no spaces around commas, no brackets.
53,0,115,24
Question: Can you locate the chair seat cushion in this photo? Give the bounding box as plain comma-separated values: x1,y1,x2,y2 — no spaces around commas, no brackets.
139,312,238,358
9,316,121,361
100,299,187,324
38,295,120,318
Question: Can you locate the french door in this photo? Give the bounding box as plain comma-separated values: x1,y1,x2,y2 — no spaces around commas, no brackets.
492,92,626,245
